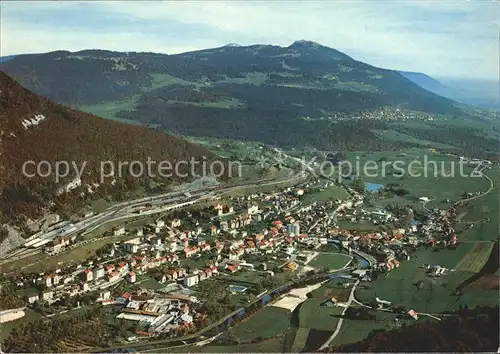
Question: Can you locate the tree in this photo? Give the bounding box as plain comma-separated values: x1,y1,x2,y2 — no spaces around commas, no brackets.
0,225,9,243
81,294,92,306
353,178,365,193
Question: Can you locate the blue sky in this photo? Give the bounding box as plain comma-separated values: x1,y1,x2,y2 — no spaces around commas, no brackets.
1,1,498,80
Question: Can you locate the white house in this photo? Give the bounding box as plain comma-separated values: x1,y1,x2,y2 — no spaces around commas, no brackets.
27,294,39,304
247,205,259,215
127,272,136,283
93,267,105,280
114,225,126,237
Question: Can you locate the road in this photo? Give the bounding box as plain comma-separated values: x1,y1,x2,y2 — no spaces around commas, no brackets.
456,170,494,204
421,167,494,213
318,279,361,350
422,196,437,212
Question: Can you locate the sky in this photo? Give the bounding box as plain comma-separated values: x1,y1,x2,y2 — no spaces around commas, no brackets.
1,1,498,80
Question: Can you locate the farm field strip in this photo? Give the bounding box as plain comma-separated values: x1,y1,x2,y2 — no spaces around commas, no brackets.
291,327,310,352
455,242,494,272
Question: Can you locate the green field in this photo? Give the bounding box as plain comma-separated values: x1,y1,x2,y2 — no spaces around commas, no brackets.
5,235,131,274
337,220,380,232
355,243,477,312
79,98,143,120
372,129,457,150
308,253,352,270
356,269,473,313
221,270,266,287
1,252,47,274
78,73,199,120
372,129,456,149
216,72,269,86
301,186,349,204
331,309,399,346
299,298,343,331
137,277,165,291
229,306,291,341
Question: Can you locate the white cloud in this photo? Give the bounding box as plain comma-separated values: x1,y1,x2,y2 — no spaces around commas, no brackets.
1,0,498,80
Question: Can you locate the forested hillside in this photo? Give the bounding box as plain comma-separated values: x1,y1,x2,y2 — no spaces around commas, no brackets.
327,306,499,352
0,72,225,223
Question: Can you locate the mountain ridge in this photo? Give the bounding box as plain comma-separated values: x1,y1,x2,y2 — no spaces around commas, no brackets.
5,41,498,157
1,40,458,109
398,70,499,109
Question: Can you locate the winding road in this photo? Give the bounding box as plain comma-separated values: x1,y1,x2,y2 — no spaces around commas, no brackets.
318,279,361,350
455,170,494,205
423,167,495,212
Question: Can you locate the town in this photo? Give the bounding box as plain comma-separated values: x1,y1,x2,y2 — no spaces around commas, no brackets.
1,168,472,344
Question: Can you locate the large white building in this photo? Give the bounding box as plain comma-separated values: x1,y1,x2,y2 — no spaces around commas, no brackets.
183,274,199,287
93,267,105,280
287,222,300,236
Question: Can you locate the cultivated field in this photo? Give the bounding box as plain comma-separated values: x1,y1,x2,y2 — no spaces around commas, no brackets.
228,306,291,342
469,274,500,291
455,242,494,272
290,327,310,352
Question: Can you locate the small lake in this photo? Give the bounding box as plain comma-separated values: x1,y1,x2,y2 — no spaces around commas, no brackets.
365,182,384,192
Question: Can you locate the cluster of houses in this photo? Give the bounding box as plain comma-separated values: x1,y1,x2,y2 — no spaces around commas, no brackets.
421,207,458,247
15,184,317,311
